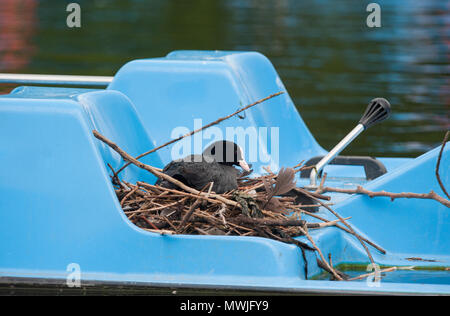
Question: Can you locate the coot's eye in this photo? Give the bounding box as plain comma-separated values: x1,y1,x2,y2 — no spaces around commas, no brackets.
211,147,215,155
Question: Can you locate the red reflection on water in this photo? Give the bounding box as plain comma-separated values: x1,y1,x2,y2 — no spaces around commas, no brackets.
0,0,37,72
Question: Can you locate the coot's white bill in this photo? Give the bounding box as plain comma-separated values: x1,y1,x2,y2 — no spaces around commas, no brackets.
238,159,250,172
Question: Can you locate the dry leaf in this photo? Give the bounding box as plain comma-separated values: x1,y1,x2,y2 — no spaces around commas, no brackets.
272,167,296,196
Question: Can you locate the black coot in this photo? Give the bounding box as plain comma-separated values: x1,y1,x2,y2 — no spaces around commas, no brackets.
156,141,250,194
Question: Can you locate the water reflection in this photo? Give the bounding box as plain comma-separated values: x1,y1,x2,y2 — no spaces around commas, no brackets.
0,0,36,71
0,0,448,157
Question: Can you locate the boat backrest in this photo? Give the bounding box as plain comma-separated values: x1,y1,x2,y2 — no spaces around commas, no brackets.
76,89,164,184
1,86,163,184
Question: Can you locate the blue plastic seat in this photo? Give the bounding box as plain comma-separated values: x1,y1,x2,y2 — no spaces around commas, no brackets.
76,89,163,184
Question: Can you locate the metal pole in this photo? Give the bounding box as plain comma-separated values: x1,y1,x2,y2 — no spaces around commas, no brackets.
308,123,365,188
0,73,113,86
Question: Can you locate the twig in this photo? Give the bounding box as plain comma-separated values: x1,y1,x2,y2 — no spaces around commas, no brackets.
294,188,331,201
294,164,315,174
296,187,376,265
320,185,450,208
125,198,188,215
194,227,210,235
120,186,138,207
297,225,343,281
436,130,449,199
232,215,306,227
217,203,228,227
144,228,175,235
139,215,159,230
292,160,305,169
307,217,352,229
115,91,284,176
107,163,123,188
162,216,178,231
178,184,211,230
301,210,386,254
137,183,220,204
347,267,397,281
315,172,327,194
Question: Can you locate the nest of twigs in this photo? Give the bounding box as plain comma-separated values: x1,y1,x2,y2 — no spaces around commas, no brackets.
116,166,330,238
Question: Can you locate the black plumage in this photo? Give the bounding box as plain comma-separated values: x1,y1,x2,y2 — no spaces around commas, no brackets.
156,141,250,194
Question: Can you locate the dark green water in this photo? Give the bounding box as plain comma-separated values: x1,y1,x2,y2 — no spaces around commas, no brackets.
314,266,450,285
351,270,450,285
0,0,448,157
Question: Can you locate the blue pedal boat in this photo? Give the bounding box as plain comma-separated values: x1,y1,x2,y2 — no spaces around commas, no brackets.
0,51,448,295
